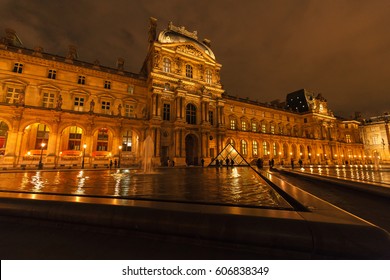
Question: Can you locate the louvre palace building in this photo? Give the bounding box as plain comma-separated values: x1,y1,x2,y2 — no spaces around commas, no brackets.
0,18,365,169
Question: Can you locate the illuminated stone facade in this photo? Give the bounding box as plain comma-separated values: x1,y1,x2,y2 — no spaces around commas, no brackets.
359,113,390,164
0,20,364,168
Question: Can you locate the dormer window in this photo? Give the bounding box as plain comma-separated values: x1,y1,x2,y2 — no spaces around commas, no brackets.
78,75,85,85
185,64,193,78
104,80,111,89
48,69,57,79
13,63,23,73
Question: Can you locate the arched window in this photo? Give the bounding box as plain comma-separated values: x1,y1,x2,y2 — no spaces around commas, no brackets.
186,64,193,78
252,140,258,156
241,140,248,155
273,143,277,156
68,126,83,150
0,121,9,155
163,58,171,73
205,69,212,84
122,130,132,152
186,103,196,124
97,128,109,151
263,141,268,156
35,124,50,149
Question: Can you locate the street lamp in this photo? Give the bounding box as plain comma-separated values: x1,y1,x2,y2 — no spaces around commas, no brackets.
38,142,46,169
118,145,122,168
81,144,87,169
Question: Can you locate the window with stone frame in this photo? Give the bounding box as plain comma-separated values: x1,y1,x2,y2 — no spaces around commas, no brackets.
5,87,23,104
163,58,171,73
101,100,111,114
261,124,266,133
13,63,23,73
163,103,170,121
253,140,258,156
241,140,248,155
73,96,85,111
124,103,135,118
104,80,111,89
42,91,56,108
209,111,214,125
78,75,86,85
48,69,57,79
263,141,268,155
230,119,236,130
185,64,193,78
252,122,257,132
205,69,212,84
241,121,247,131
122,130,132,152
186,103,196,124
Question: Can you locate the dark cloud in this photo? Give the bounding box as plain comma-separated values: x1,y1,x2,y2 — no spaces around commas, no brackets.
1,0,389,117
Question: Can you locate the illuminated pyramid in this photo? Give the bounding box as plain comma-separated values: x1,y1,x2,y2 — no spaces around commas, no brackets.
208,143,250,167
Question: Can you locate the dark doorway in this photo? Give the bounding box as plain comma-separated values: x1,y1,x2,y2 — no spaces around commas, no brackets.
185,134,198,165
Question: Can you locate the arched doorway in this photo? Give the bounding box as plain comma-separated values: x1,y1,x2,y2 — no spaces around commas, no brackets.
185,134,198,165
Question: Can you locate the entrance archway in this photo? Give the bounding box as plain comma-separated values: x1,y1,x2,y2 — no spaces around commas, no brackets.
185,134,198,165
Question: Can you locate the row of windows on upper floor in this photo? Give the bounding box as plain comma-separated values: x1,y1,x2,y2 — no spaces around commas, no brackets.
161,58,213,84
12,62,123,90
4,85,137,117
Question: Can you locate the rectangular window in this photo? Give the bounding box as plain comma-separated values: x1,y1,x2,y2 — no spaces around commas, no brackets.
163,103,170,121
346,134,351,143
13,63,23,73
206,69,212,84
253,141,258,156
68,126,82,150
124,104,135,117
42,92,56,108
48,69,57,79
74,97,85,111
78,75,86,85
186,65,193,78
122,131,132,152
97,129,109,151
104,81,111,89
101,101,111,114
35,124,50,149
252,123,257,132
242,121,247,131
209,111,214,125
270,125,275,134
230,119,236,130
261,124,266,133
6,87,23,104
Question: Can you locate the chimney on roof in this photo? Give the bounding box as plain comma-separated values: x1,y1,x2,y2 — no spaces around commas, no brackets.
66,45,78,62
117,57,125,71
203,38,211,48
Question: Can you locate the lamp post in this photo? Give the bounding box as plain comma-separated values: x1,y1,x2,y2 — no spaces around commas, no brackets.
118,145,122,168
38,142,46,169
82,144,87,169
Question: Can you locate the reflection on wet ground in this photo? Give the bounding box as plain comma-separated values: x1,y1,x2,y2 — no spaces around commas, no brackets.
0,167,293,209
299,165,390,186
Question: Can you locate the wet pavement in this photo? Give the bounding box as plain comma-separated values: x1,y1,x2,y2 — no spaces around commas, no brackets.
0,167,292,209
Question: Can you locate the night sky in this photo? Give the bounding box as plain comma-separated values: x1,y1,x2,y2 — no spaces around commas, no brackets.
1,0,389,118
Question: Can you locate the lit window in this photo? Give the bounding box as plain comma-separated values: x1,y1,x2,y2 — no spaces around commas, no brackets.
42,92,56,108
253,141,258,156
73,96,85,111
273,143,277,156
230,119,236,130
270,125,275,134
122,130,132,151
163,58,171,73
6,87,23,104
186,65,193,78
346,134,351,143
78,75,85,85
263,141,268,155
48,69,57,79
97,128,109,151
261,124,266,133
35,124,50,149
164,83,170,91
241,140,247,155
124,104,135,117
68,126,83,150
252,123,257,132
242,121,246,131
13,63,23,73
205,69,212,84
0,121,9,153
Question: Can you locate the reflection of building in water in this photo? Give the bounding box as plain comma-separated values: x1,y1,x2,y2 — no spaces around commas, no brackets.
359,113,390,164
0,20,364,168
